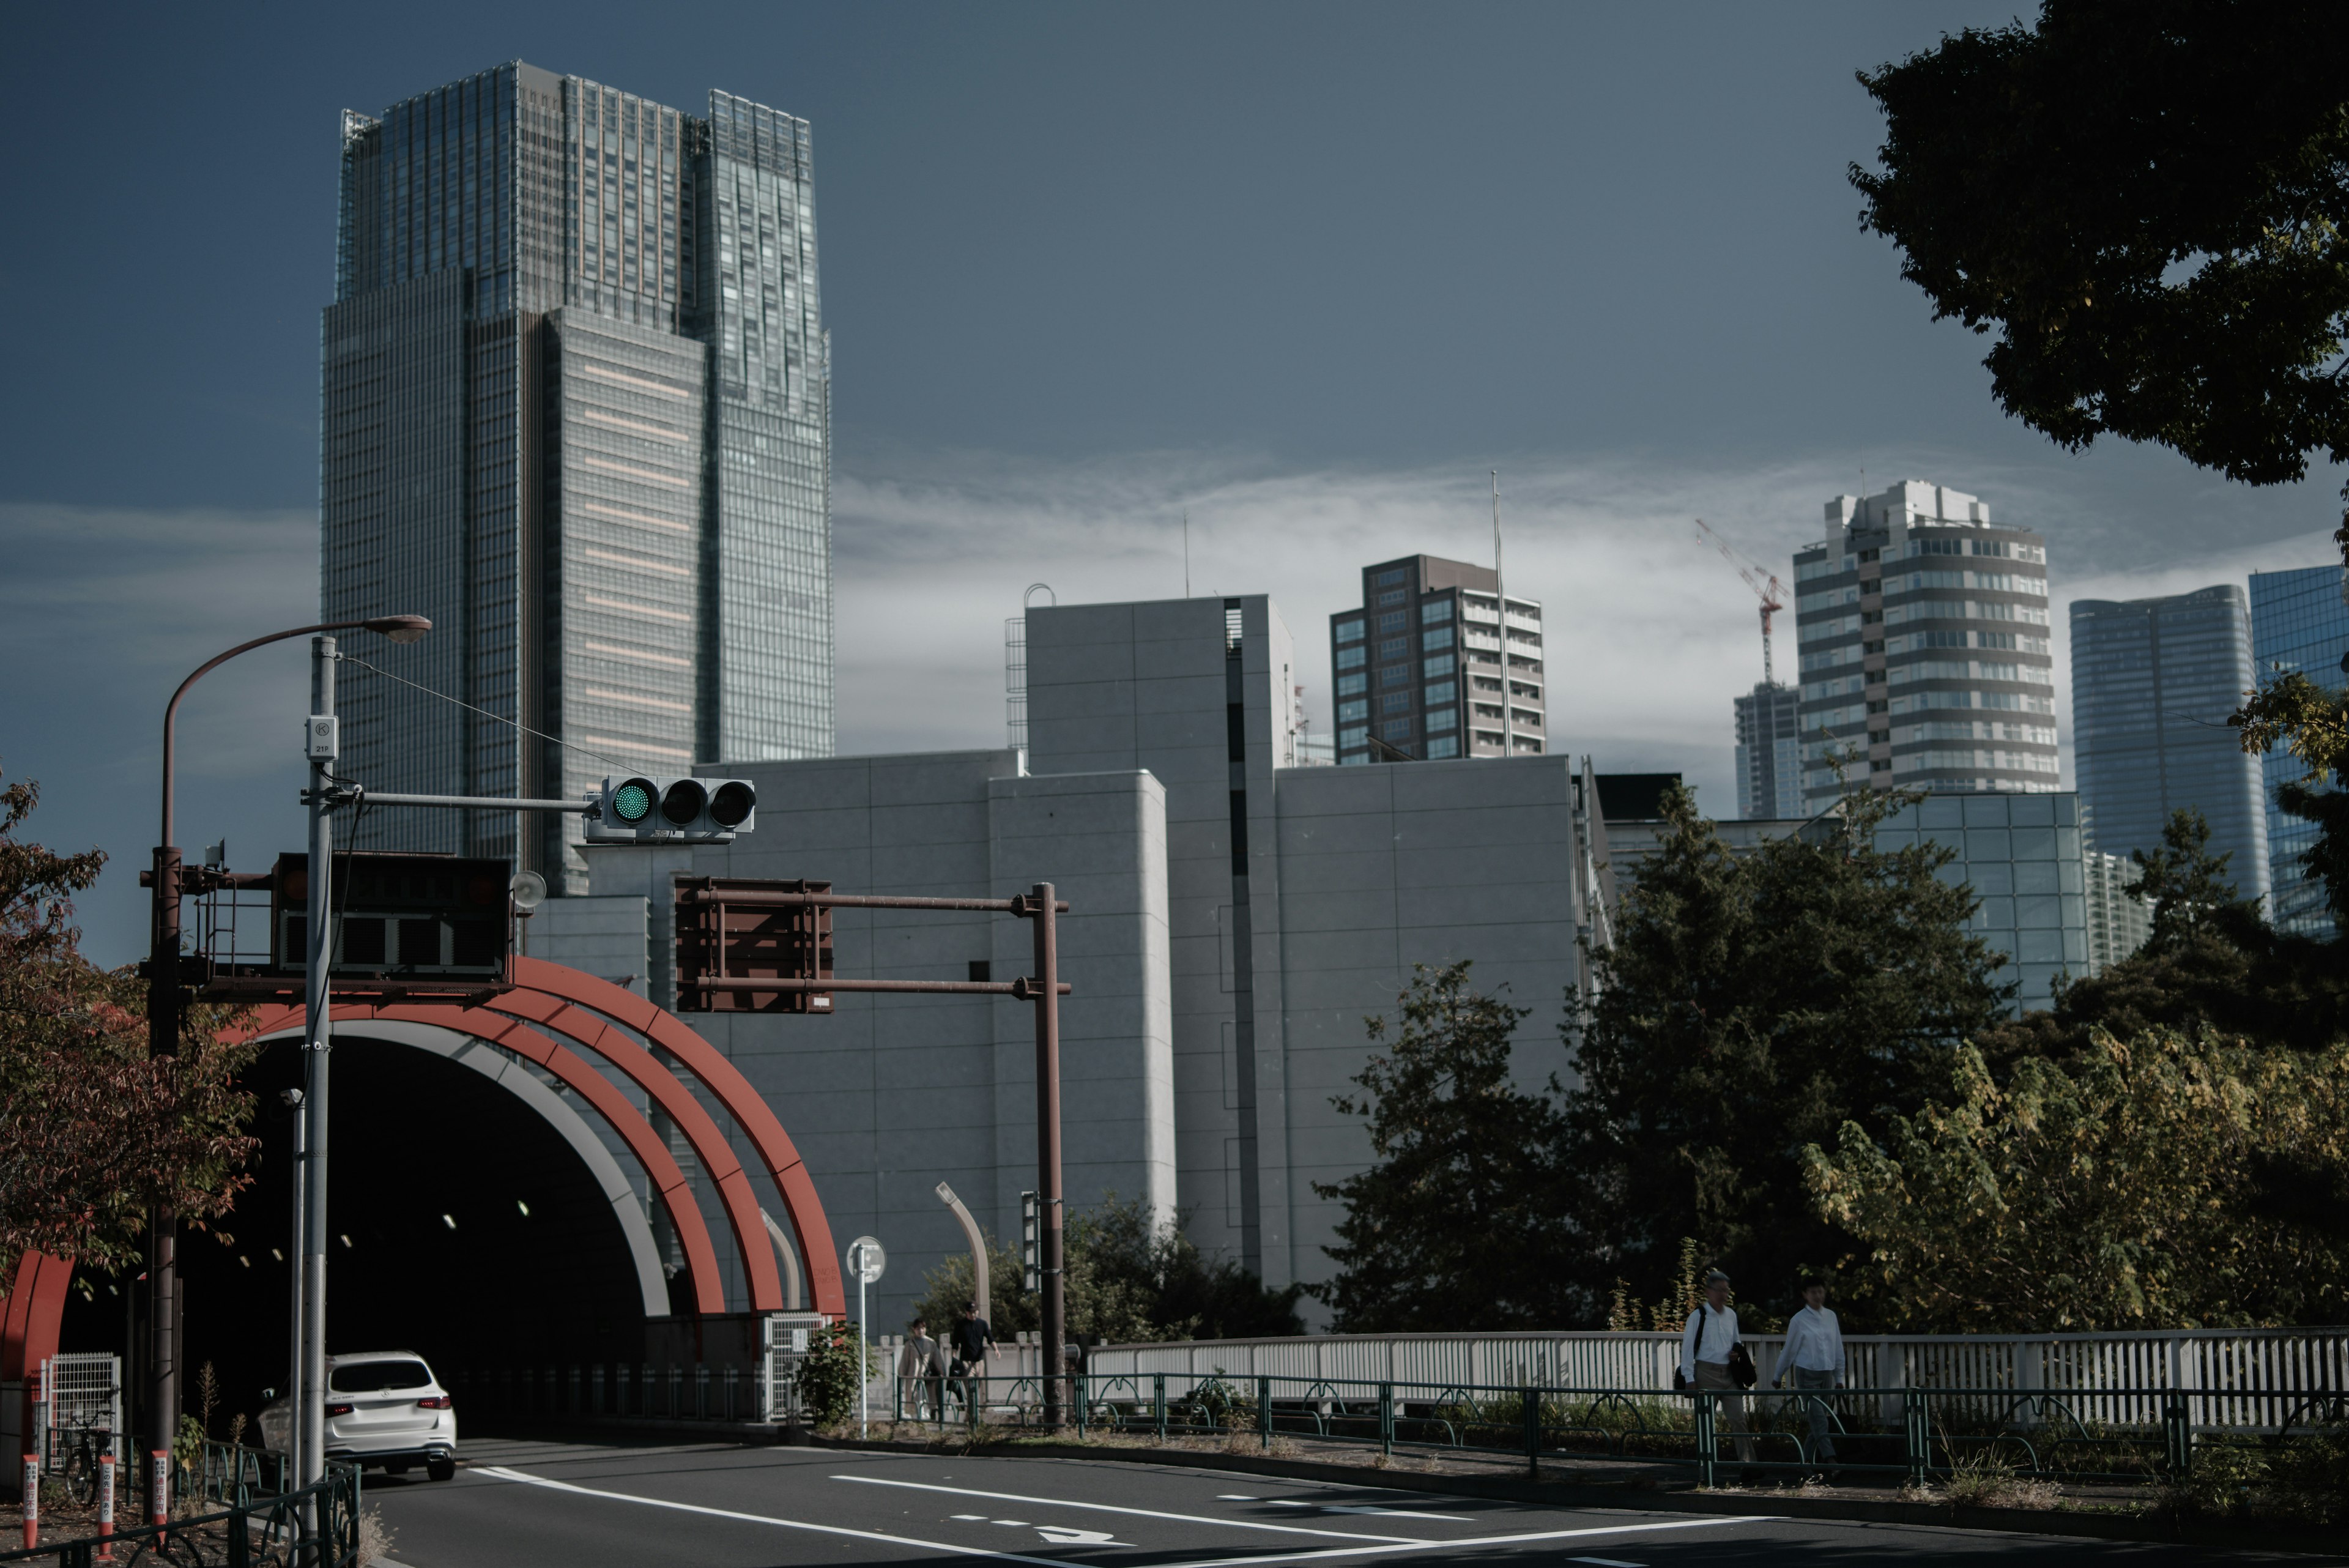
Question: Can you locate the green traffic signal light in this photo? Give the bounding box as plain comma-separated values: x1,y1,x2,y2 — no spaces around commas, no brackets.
611,779,655,824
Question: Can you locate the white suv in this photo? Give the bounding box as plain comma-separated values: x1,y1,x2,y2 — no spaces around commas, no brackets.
260,1351,458,1481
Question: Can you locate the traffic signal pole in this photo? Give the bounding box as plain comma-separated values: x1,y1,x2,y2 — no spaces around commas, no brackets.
1029,883,1066,1429
299,636,336,1499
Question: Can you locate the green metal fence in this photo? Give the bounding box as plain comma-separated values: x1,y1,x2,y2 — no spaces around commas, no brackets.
4,1445,358,1568
891,1369,2348,1490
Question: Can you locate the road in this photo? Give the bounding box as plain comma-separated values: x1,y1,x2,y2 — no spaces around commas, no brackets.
366,1438,2334,1568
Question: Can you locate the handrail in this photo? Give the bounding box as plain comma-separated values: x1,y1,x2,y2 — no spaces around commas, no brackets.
3,1452,360,1566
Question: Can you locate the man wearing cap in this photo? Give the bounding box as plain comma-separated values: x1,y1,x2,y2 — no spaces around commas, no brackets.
1679,1268,1754,1468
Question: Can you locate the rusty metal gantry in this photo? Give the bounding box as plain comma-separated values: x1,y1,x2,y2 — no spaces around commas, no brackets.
672,877,1078,1427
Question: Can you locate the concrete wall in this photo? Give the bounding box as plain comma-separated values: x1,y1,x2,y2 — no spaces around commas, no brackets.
544,749,1171,1331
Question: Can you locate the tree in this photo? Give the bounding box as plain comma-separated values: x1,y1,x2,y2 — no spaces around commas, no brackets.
2126,807,2266,950
2238,672,2349,935
1805,1030,2349,1331
0,768,261,1279
1560,784,2010,1320
1310,962,1570,1331
1853,3,2349,495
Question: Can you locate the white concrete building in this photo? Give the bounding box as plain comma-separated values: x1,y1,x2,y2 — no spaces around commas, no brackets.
538,595,1607,1328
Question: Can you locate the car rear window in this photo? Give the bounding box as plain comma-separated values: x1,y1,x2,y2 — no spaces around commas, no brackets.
328,1360,432,1393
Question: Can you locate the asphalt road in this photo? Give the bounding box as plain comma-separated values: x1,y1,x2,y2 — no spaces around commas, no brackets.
365,1439,2336,1568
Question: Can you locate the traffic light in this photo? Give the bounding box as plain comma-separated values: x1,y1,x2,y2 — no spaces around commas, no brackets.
1020,1191,1041,1294
587,776,757,842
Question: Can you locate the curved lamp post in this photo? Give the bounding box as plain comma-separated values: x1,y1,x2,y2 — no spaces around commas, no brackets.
144,614,428,1477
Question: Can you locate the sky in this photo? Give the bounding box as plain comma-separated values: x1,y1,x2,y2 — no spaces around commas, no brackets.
2,1,2341,966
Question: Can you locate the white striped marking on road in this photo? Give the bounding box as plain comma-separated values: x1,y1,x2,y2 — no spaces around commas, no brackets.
833,1474,1422,1542
1266,1500,1472,1521
479,1464,1772,1567
1569,1558,1647,1567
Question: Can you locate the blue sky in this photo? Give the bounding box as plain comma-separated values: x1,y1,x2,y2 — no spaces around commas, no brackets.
3,1,2339,964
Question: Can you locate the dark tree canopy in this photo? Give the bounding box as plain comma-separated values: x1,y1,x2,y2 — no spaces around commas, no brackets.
1854,2,2349,488
1561,784,2011,1318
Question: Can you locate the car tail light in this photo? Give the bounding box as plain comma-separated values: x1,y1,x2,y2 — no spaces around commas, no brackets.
325,1403,354,1417
417,1395,453,1410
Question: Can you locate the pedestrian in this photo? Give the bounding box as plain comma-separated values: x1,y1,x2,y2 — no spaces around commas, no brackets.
950,1301,995,1421
1679,1268,1756,1471
1772,1278,1844,1479
897,1318,946,1422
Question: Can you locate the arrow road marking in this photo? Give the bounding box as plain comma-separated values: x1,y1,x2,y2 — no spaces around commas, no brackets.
1038,1526,1120,1545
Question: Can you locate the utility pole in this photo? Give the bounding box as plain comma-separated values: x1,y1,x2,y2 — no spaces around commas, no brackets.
1029,882,1065,1427
299,635,336,1500
1493,471,1512,760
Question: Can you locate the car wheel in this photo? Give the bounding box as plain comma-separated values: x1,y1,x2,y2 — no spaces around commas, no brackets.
426,1458,456,1482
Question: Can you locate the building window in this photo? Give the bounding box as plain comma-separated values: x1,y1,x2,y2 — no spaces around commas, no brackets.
1427,707,1458,732
1381,719,1413,741
1375,567,1406,587
1378,612,1408,633
1340,751,1370,765
1381,691,1411,713
1423,653,1455,678
1336,646,1365,670
1425,735,1460,759
1421,599,1453,623
1377,589,1407,608
1338,699,1368,722
1378,636,1408,658
1334,619,1365,644
1424,681,1458,705
1379,663,1409,687
1338,726,1368,748
1421,625,1454,652
1336,672,1366,696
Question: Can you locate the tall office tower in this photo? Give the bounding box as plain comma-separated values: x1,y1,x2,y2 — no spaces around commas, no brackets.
1732,681,1802,819
1330,555,1544,764
1793,481,2056,811
2083,847,2153,973
2070,586,2269,905
322,63,833,890
2249,565,2349,936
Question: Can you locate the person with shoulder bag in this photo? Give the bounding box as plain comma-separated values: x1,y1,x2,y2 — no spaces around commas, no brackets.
1677,1268,1756,1470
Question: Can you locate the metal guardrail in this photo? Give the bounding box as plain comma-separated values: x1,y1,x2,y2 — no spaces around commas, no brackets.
5,1443,358,1567
1086,1329,2349,1433
905,1370,2347,1491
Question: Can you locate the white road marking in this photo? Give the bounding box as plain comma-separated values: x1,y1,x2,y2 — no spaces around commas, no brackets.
832,1475,1423,1543
470,1466,1070,1565
953,1514,988,1520
1140,1517,1778,1568
1266,1501,1471,1521
1215,1494,1258,1500
1037,1526,1119,1545
1570,1558,1647,1567
993,1519,1030,1526
482,1463,1773,1568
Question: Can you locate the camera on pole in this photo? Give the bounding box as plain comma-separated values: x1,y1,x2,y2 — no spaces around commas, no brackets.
586,776,757,842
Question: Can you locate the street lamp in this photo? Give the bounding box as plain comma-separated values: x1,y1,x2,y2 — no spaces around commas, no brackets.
144,614,428,1494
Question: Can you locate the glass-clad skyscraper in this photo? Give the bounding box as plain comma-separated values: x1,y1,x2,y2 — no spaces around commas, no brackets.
1733,681,1802,819
322,62,832,890
1794,480,2058,811
2249,565,2349,936
2069,585,2268,905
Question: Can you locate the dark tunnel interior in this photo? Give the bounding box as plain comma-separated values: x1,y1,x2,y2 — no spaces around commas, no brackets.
61,1032,650,1438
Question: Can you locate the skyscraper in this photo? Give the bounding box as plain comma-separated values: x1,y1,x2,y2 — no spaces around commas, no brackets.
1732,681,1802,819
2249,565,2349,936
322,62,833,890
1330,555,1544,764
1793,481,2057,811
2070,586,2268,905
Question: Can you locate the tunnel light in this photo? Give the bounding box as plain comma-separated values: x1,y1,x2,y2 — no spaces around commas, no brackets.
442,1214,456,1230
517,1200,530,1217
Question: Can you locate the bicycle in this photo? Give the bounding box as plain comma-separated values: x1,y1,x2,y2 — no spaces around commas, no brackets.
48,1420,116,1506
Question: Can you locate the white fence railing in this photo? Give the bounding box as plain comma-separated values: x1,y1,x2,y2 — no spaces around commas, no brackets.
1086,1329,2349,1432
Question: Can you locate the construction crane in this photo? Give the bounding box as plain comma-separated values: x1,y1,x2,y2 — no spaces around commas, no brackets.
1694,518,1787,685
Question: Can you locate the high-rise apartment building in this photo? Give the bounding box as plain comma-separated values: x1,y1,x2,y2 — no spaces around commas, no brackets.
2249,565,2349,936
2070,586,2268,905
1793,481,2057,811
322,62,833,889
1733,681,1802,819
1330,556,1544,764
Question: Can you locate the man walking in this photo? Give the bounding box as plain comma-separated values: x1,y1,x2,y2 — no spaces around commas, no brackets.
1773,1279,1844,1478
951,1301,995,1422
1679,1268,1754,1468
897,1318,946,1423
